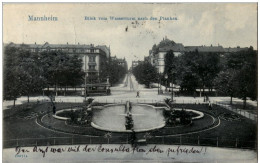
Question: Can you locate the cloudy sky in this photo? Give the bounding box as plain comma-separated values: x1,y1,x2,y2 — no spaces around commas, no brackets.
3,3,257,68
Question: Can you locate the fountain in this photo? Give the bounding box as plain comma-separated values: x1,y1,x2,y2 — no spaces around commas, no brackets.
48,99,207,135
91,102,166,132
125,101,133,130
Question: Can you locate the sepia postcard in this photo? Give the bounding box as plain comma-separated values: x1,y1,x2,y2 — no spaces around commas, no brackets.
2,2,258,163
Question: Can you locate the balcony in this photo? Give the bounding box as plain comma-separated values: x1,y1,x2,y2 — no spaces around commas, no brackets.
88,62,97,66
87,69,98,72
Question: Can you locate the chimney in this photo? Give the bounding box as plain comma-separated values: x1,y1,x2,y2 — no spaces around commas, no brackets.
35,42,36,44
78,42,80,45
67,42,68,45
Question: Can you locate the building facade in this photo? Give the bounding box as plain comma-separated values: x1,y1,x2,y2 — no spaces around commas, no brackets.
5,42,112,96
111,56,128,71
148,37,249,73
6,42,111,82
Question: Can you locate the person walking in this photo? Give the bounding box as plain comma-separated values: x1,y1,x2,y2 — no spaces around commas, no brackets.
208,101,212,110
136,91,140,98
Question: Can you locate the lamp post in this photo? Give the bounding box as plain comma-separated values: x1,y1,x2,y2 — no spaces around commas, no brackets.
158,74,160,94
158,73,161,95
164,74,168,92
171,71,174,101
84,72,87,101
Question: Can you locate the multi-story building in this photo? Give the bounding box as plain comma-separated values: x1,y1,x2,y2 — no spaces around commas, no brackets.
148,37,249,73
110,56,128,70
6,42,110,81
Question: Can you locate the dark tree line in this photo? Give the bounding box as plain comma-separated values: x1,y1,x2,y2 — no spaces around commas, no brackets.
163,47,257,108
4,44,84,105
132,61,157,87
100,60,127,86
214,47,257,108
164,50,221,94
132,46,257,108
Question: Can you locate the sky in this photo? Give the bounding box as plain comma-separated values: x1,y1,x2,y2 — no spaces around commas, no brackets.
3,3,257,68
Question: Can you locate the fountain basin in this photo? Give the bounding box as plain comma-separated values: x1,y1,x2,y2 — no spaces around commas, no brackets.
91,104,166,132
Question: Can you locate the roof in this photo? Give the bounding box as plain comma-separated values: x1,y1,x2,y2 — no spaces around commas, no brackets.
184,46,225,53
224,47,248,53
4,42,111,58
96,45,110,58
5,42,99,49
159,43,185,52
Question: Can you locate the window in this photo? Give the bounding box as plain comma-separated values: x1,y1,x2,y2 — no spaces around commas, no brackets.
89,56,96,62
90,49,94,53
89,65,96,70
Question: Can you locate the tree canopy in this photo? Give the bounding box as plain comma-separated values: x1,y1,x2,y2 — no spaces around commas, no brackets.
132,61,157,87
4,45,85,104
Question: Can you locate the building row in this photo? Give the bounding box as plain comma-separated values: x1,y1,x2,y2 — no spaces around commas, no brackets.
147,36,249,73
6,42,111,79
5,42,128,95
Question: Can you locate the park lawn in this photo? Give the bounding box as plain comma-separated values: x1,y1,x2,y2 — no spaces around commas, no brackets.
3,103,257,149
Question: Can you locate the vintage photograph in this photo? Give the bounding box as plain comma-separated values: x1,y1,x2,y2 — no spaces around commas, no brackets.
2,3,258,163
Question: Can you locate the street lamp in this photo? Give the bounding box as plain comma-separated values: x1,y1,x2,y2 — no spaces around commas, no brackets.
84,72,87,101
164,74,168,92
171,71,174,101
171,83,174,101
158,73,161,95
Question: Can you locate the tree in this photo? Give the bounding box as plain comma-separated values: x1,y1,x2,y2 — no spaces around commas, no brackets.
100,59,127,86
235,48,257,109
18,50,46,103
164,50,176,84
39,51,84,95
214,69,239,104
132,61,157,87
174,50,221,95
4,44,47,104
223,47,257,108
3,45,22,106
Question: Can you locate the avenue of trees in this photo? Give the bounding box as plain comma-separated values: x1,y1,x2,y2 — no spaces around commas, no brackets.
4,44,85,105
4,44,127,106
132,48,257,108
132,62,157,87
214,47,257,108
100,59,127,86
167,48,257,108
168,50,221,95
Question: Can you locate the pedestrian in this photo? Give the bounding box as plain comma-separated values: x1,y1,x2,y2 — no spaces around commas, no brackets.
193,92,196,99
136,91,140,98
53,105,56,114
208,101,212,110
206,95,209,102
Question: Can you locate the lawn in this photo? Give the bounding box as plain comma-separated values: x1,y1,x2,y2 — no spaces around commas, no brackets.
3,102,257,149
